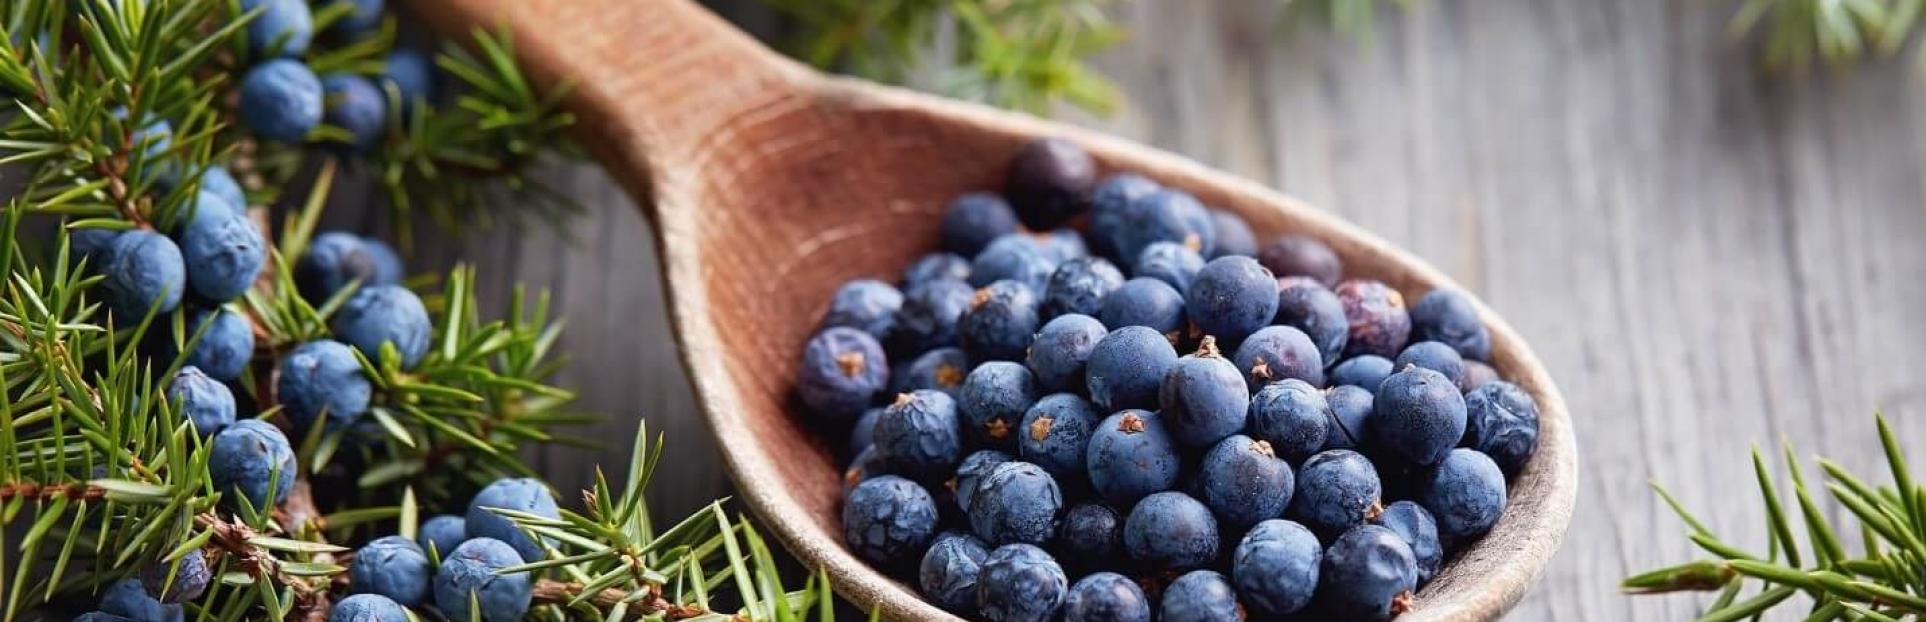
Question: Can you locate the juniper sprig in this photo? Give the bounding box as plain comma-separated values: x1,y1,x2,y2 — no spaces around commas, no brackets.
1624,414,1926,620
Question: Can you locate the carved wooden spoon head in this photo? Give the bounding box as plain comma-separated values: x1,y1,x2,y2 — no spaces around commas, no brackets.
408,1,1578,620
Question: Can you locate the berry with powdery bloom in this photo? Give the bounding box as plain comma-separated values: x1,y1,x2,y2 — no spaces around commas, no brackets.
467,477,561,563
328,594,406,622
295,232,401,304
1370,366,1468,466
941,192,1021,257
974,543,1069,622
1185,256,1277,345
174,195,265,303
139,551,210,603
1159,337,1250,449
1134,240,1204,293
330,284,432,369
99,578,182,622
1418,448,1508,542
919,532,990,614
1289,449,1383,539
952,449,1013,513
967,461,1063,545
1116,188,1214,268
1247,379,1331,462
1258,234,1341,287
958,361,1039,450
238,59,322,142
1232,324,1325,391
1208,209,1257,259
1275,276,1349,366
433,538,532,622
1098,277,1187,340
893,347,968,400
959,280,1042,362
1462,380,1541,475
1017,393,1100,483
1159,570,1242,622
418,514,467,558
208,419,297,510
1123,491,1218,570
903,252,972,287
349,535,430,606
1084,410,1181,506
1234,519,1321,617
383,49,434,106
1316,525,1419,621
1041,257,1124,320
889,277,974,354
321,73,387,151
100,231,186,318
821,279,903,339
1063,572,1150,622
240,0,313,58
1087,173,1160,261
971,235,1058,294
1084,326,1178,412
1026,314,1106,393
1410,288,1492,361
276,339,373,432
874,390,964,479
1197,434,1294,529
167,366,235,437
796,327,888,423
164,307,254,383
842,475,939,566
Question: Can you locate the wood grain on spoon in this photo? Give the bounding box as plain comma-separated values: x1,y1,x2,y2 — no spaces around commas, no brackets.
408,1,1579,620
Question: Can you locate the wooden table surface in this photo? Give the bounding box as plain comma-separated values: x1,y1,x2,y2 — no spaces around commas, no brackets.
345,1,1926,619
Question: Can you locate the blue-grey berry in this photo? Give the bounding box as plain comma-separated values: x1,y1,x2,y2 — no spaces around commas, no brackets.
328,594,406,622
101,231,186,318
1063,572,1149,622
1234,519,1321,616
238,59,322,142
1159,570,1240,622
321,73,387,151
350,535,430,606
467,477,561,562
175,194,265,302
139,551,210,603
276,339,373,431
240,0,313,57
208,419,296,509
167,366,235,437
99,578,182,622
918,532,989,614
841,475,938,565
330,285,431,369
974,543,1067,622
433,537,531,622
418,514,466,558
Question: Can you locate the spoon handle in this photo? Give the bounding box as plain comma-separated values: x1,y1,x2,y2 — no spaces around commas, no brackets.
408,0,810,207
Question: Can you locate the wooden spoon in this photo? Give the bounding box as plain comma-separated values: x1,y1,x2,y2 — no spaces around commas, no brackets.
408,1,1578,620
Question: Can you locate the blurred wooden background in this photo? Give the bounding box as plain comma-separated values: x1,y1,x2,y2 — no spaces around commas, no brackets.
328,1,1926,618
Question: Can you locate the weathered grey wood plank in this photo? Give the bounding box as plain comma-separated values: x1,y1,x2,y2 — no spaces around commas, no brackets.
360,0,1926,618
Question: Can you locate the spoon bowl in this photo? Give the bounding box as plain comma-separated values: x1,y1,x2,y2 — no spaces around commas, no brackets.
410,1,1578,619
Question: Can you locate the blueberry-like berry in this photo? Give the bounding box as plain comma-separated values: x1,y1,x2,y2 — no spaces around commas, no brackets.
1123,491,1219,570
1198,434,1294,528
159,164,244,212
1462,360,1501,392
1087,173,1161,261
140,551,209,603
170,307,254,383
893,347,968,399
1063,572,1150,622
842,475,939,565
1376,500,1443,584
240,0,313,57
1159,337,1250,448
320,73,387,151
433,537,532,622
1037,229,1088,263
1289,449,1383,538
1410,288,1492,361
1337,279,1412,359
1247,379,1331,462
328,594,406,622
418,514,467,558
821,279,902,338
1396,340,1467,389
1317,525,1419,621
238,59,322,143
1330,354,1395,390
467,477,561,562
903,253,972,287
1017,393,1100,482
959,362,1039,449
1370,366,1468,466
168,366,235,437
1275,277,1349,366
331,284,432,368
1322,384,1374,453
1159,570,1241,622
1234,519,1321,617
1055,503,1122,565
1117,188,1214,268
349,535,430,606
970,235,1058,295
276,339,373,431
1041,257,1124,320
958,280,1041,362
1233,324,1325,391
1026,314,1106,393
69,228,120,267
175,194,265,302
99,578,182,622
383,49,433,105
1207,210,1257,259
208,419,297,509
295,232,400,303
101,231,186,318
1134,240,1204,293
842,446,890,495
952,449,1013,513
1419,448,1507,541
974,543,1069,622
1462,380,1541,475
1097,277,1187,339
323,0,385,34
1085,411,1181,505
968,461,1063,545
1005,137,1097,230
1085,326,1178,411
796,327,889,422
941,192,1021,257
1258,234,1341,287
919,532,989,614
889,277,973,354
874,390,964,479
1185,256,1277,344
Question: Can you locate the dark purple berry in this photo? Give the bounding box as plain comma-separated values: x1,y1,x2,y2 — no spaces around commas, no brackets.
1122,491,1218,570
1197,434,1293,528
889,278,973,354
1322,385,1374,452
1370,366,1468,466
1375,500,1442,585
1330,354,1395,390
1088,173,1161,261
1185,256,1277,344
1258,235,1341,287
1086,411,1182,505
821,279,902,339
1098,278,1187,341
1410,288,1492,361
1017,393,1101,483
1005,137,1097,229
1336,279,1411,359
1315,525,1418,621
1248,379,1332,462
874,390,963,479
841,475,939,565
1064,572,1150,622
1085,326,1178,412
1056,504,1122,565
968,461,1063,545
919,532,989,614
1133,241,1204,293
971,235,1059,294
959,361,1039,450
1395,340,1466,389
1026,314,1107,393
1159,570,1240,622
903,253,972,287
959,280,1042,363
1274,276,1348,366
941,192,1021,257
1461,380,1540,475
1158,337,1250,448
796,327,888,422
1042,258,1124,320
1289,449,1383,539
1419,448,1507,542
1207,209,1257,259
975,544,1069,622
1234,519,1321,616
1232,325,1325,391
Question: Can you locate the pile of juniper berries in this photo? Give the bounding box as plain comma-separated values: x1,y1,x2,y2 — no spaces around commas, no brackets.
800,138,1542,621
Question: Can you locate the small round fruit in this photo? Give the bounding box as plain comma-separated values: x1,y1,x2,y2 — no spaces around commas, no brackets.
888,277,973,354
1116,188,1214,267
1232,324,1324,390
167,366,235,437
330,284,432,369
971,235,1059,294
171,307,254,383
968,461,1063,545
1274,276,1349,366
1258,234,1341,287
238,59,322,142
240,0,313,58
209,419,297,509
1247,379,1330,462
1197,435,1294,528
1330,354,1395,390
1289,449,1383,538
1085,326,1178,411
418,515,466,558
175,197,265,302
1026,314,1107,393
320,73,386,151
892,347,968,399
1396,340,1467,389
1462,359,1501,391
1322,385,1374,452
276,339,373,431
433,537,532,622
1087,173,1161,261
1134,241,1204,293
1208,209,1257,259
796,327,889,422
1158,337,1249,448
1185,256,1277,344
1370,366,1469,466
99,578,182,622
974,543,1069,622
842,475,939,566
1063,572,1150,622
1084,410,1181,506
919,532,989,614
821,279,902,339
958,280,1042,362
349,535,430,606
101,231,186,318
1005,137,1097,229
1123,491,1219,570
1418,448,1507,541
875,390,964,479
1055,504,1122,565
1375,500,1443,584
294,232,399,303
903,252,972,287
140,551,210,603
959,362,1039,449
383,49,434,105
1097,277,1187,340
1017,393,1100,482
1337,279,1412,358
1462,380,1541,475
1041,257,1124,320
1316,525,1418,621
1159,570,1240,622
1234,519,1321,617
1410,288,1492,361
466,477,561,562
951,449,1012,513
329,594,406,622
